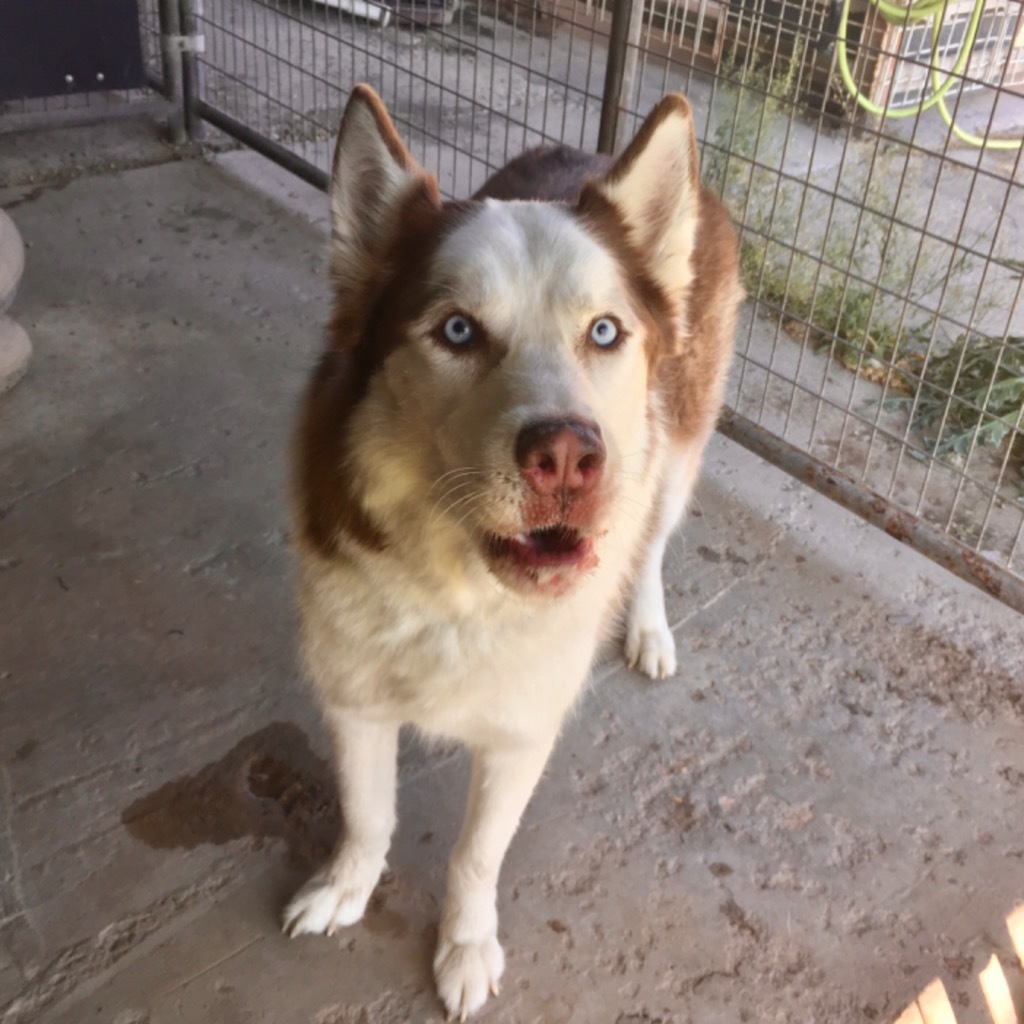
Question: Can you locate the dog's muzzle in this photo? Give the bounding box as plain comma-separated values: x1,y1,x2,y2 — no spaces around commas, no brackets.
481,417,606,590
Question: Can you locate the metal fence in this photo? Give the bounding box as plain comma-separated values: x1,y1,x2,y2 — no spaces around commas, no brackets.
153,1,1024,609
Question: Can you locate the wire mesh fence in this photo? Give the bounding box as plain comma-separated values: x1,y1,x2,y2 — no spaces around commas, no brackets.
184,0,1023,607
608,0,1024,603
14,0,1022,606
188,0,1024,606
189,0,617,195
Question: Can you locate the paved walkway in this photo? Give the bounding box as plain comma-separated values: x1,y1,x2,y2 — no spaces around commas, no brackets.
1,127,1022,1024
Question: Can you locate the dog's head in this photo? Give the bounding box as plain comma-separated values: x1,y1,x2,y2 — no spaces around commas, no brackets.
298,86,701,597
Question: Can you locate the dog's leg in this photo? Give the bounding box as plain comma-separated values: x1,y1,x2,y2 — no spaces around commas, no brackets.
625,445,701,679
283,708,398,937
434,740,553,1021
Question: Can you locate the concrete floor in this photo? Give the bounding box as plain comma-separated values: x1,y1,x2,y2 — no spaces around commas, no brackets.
2,123,1024,1024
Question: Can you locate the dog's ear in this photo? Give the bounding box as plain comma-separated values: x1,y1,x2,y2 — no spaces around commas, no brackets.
329,85,440,306
596,95,700,297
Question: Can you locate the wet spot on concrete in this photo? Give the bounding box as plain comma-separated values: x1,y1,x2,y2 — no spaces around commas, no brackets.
13,737,38,760
121,721,339,867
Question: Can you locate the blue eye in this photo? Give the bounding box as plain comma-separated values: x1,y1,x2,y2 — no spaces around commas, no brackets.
442,314,475,346
590,317,620,348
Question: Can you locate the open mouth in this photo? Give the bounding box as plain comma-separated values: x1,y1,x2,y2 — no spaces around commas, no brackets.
487,526,593,570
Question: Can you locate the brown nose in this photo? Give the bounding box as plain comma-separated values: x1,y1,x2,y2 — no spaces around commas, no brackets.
515,418,605,498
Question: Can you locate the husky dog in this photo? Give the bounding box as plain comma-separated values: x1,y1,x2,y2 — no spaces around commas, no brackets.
283,85,742,1019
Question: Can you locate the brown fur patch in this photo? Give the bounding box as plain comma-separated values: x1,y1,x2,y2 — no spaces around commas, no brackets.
294,348,386,554
574,184,681,373
474,146,613,203
338,84,422,176
296,187,474,559
657,189,743,445
601,94,699,193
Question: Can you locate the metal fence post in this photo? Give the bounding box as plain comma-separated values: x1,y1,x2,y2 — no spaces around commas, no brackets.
178,0,206,142
597,0,646,155
157,0,186,144
598,0,632,155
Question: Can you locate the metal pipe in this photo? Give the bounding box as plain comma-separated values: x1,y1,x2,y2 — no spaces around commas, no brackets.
598,0,635,155
157,0,186,144
178,0,206,142
613,0,648,150
194,100,330,192
717,408,1024,614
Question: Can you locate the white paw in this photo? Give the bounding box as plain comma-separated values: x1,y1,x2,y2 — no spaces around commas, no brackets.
282,852,385,938
625,615,678,680
433,932,505,1021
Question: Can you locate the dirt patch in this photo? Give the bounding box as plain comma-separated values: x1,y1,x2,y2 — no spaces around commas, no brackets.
872,618,1024,719
3,872,232,1024
313,991,412,1024
121,722,339,868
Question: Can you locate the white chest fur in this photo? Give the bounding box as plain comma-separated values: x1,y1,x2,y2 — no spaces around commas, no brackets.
295,431,664,749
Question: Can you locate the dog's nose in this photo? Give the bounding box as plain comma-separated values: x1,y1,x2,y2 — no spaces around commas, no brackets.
515,418,605,499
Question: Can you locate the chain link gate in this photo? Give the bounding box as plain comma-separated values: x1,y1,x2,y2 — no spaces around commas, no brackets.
153,0,1024,612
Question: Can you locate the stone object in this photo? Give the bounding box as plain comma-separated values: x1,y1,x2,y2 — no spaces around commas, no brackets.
0,208,30,392
0,315,32,394
0,208,25,313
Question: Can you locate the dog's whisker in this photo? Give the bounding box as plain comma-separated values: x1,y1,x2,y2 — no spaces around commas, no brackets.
428,471,483,503
435,491,485,529
451,505,485,535
440,492,482,519
428,480,484,525
428,475,484,507
430,482,477,514
613,496,657,521
430,467,484,491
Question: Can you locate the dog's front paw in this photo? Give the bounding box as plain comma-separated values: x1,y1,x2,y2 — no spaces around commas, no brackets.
433,932,504,1021
625,614,678,680
282,851,385,938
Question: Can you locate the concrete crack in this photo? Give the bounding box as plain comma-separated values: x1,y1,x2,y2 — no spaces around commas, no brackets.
669,526,786,633
0,468,85,518
0,766,42,974
161,935,263,996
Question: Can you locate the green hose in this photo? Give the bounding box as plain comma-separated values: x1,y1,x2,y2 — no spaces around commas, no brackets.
835,0,1022,150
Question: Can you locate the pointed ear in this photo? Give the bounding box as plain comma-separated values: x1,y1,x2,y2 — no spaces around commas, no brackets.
596,95,701,297
329,85,440,304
